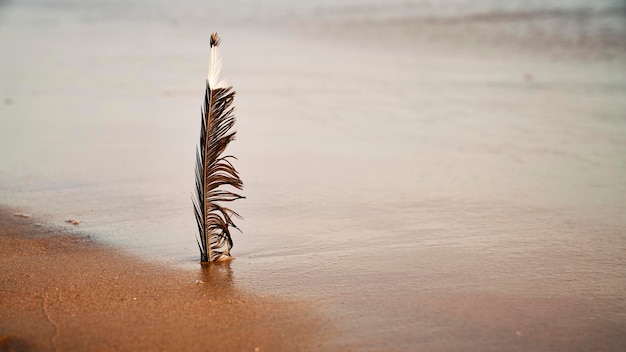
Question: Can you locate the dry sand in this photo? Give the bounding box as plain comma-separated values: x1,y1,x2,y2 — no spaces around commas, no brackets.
0,208,329,351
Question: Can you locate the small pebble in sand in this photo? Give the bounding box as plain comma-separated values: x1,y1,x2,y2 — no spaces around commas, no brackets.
194,280,205,285
65,219,81,225
13,213,31,218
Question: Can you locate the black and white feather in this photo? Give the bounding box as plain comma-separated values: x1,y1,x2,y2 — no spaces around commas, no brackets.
193,33,244,263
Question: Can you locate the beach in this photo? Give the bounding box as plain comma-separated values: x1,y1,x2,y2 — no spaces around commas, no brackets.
0,208,328,351
1,0,626,350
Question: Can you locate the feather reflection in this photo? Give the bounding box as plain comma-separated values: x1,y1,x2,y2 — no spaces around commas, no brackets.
198,261,235,295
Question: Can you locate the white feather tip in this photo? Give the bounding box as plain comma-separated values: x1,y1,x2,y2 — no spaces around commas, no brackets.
207,33,228,88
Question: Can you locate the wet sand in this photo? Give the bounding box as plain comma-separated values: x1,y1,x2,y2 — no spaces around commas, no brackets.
0,208,328,351
3,208,625,351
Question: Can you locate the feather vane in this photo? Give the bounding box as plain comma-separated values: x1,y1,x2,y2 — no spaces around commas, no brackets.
193,33,243,263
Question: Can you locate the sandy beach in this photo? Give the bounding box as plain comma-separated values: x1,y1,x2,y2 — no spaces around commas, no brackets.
1,0,626,350
0,208,328,351
2,211,625,351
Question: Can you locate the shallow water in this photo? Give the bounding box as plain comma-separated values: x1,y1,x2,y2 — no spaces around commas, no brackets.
1,1,626,350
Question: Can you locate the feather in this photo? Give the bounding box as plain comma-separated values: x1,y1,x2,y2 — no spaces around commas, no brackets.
193,33,244,263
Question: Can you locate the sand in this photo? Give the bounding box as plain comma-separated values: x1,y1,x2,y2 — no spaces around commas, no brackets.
0,208,328,351
3,208,625,351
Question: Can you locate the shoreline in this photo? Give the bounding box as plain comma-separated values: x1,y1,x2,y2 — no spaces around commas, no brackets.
0,207,329,351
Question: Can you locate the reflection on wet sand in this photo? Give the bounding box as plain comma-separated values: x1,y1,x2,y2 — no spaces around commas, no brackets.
198,261,236,295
